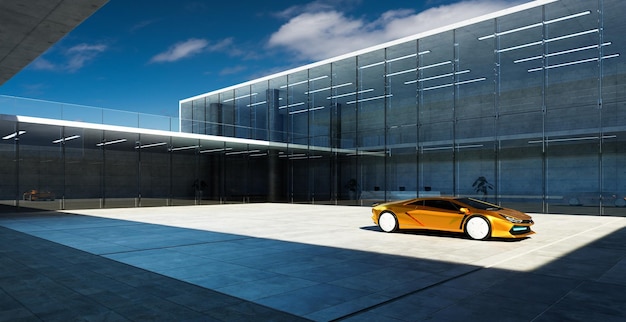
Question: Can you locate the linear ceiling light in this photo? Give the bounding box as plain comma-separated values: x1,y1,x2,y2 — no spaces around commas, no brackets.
528,135,616,144
527,54,619,72
479,11,591,40
135,142,167,149
289,106,325,115
225,149,261,156
279,76,329,88
199,147,233,153
169,145,199,151
359,51,430,70
404,70,470,85
347,94,393,105
305,82,353,95
278,102,305,109
514,43,612,63
96,138,127,146
327,89,374,100
222,93,258,103
247,101,267,107
497,29,598,53
2,131,26,140
52,135,81,144
421,77,486,91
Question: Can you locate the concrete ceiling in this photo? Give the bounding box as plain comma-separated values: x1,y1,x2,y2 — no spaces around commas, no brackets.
0,0,109,86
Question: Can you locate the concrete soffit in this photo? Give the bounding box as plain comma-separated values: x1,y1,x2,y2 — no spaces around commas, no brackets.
0,0,109,85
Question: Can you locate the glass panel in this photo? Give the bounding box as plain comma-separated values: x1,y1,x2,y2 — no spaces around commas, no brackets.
17,123,63,211
308,64,332,148
332,57,357,149
180,100,193,133
497,7,544,115
419,31,454,124
234,86,252,139
498,113,544,212
192,97,205,134
205,94,221,136
456,118,495,201
170,138,199,205
0,119,17,208
601,0,626,104
220,91,235,137
268,76,288,143
65,128,102,209
419,121,453,196
137,134,170,207
456,20,495,120
544,0,600,108
103,131,138,208
287,70,309,145
385,41,418,200
601,102,626,215
250,81,269,140
545,104,600,215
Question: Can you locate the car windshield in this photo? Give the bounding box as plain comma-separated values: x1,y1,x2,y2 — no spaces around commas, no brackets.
456,198,502,210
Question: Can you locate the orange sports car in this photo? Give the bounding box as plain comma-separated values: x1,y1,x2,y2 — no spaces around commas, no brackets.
371,197,534,240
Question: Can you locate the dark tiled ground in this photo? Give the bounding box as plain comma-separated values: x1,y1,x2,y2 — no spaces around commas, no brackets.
0,226,310,321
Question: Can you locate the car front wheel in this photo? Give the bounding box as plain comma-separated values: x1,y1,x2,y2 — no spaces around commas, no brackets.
465,216,491,240
378,212,398,233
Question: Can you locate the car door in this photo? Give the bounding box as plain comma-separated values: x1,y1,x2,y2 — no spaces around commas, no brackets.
406,200,465,231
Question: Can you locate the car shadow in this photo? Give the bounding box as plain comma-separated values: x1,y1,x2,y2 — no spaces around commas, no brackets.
360,225,530,242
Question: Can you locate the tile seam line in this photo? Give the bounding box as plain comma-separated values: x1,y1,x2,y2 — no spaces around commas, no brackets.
331,218,623,321
98,237,253,255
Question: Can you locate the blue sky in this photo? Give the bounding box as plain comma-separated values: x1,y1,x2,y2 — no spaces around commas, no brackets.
0,0,525,117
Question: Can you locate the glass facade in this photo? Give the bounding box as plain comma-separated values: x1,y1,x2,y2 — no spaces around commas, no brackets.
1,0,624,215
178,0,626,215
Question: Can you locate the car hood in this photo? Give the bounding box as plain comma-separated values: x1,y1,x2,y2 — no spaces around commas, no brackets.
496,208,533,220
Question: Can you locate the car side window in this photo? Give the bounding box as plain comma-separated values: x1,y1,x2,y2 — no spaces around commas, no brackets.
423,200,459,211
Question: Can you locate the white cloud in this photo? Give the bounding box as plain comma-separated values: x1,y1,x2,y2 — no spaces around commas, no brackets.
66,44,107,72
268,0,522,61
31,43,107,73
150,38,209,63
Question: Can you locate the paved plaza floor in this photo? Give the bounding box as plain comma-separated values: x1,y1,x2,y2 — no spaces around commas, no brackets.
1,203,625,321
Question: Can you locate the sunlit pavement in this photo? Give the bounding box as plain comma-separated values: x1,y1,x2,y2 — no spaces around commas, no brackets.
1,204,625,321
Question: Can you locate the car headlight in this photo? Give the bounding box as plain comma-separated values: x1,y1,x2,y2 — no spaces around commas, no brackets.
501,214,523,223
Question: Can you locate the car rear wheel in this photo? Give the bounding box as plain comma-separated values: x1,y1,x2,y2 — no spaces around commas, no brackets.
465,216,491,240
378,212,398,233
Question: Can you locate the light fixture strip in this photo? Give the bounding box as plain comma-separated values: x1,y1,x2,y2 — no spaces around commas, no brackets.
225,149,261,156
528,54,619,73
222,92,258,103
479,11,591,40
2,130,26,140
347,94,393,105
386,68,417,77
278,102,305,109
421,77,486,91
247,101,267,107
52,135,81,144
404,70,471,84
279,75,329,88
96,138,127,147
528,135,617,144
498,29,599,54
289,106,325,115
136,142,167,149
169,145,199,151
199,147,233,153
305,82,353,94
514,43,611,63
327,89,374,100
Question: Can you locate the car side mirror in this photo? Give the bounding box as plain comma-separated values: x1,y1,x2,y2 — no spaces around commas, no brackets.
460,207,470,215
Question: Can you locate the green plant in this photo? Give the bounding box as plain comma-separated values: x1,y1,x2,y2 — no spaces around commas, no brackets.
472,176,494,200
